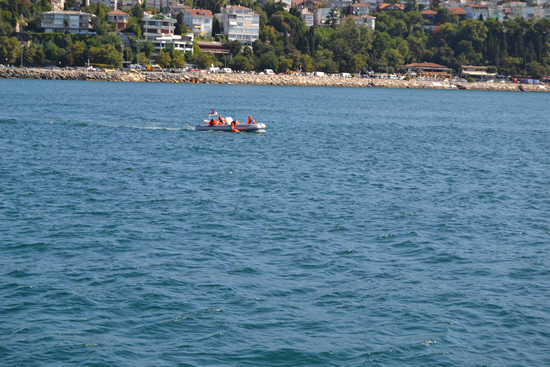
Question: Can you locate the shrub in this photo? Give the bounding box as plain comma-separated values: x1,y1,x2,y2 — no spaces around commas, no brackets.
467,77,475,83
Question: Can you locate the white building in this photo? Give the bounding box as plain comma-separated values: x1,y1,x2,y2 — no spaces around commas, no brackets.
258,0,291,10
40,10,95,33
465,5,489,20
215,6,260,45
354,14,375,32
184,9,213,38
149,33,194,55
327,0,352,8
142,13,176,40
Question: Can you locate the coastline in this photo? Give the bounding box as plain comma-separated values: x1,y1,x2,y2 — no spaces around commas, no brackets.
1,68,548,92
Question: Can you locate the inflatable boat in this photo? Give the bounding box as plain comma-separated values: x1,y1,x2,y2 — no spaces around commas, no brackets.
195,110,266,132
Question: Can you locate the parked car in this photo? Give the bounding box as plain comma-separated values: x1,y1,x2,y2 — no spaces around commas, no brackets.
264,69,275,75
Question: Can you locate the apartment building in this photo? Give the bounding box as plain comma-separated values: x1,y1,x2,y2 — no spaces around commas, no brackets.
142,13,176,40
40,10,95,33
215,6,260,45
184,9,213,38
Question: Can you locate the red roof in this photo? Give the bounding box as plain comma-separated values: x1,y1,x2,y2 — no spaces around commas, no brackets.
352,3,370,7
421,10,437,15
468,5,488,8
405,62,448,69
378,3,405,10
448,7,466,15
108,10,128,15
185,9,213,17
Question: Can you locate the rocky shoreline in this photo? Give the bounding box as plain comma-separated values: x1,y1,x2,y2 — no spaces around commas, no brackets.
2,68,548,92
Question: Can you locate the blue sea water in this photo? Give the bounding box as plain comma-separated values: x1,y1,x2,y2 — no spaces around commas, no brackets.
1,79,549,366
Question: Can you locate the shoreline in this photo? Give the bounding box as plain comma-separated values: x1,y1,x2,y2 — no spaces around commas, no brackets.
1,68,548,92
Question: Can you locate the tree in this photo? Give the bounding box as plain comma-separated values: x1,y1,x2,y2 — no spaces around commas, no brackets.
156,49,171,68
0,36,21,64
404,0,418,12
436,8,458,25
197,52,214,69
63,17,70,34
327,8,340,28
278,57,293,72
231,54,249,71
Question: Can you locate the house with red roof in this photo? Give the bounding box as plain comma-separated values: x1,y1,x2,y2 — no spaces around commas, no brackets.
107,10,129,31
447,7,466,21
348,3,377,15
377,3,405,12
184,9,213,38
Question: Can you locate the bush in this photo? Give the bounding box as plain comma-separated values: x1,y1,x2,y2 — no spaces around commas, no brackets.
467,77,475,83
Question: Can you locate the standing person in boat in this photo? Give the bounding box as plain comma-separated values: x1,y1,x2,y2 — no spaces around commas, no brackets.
247,116,256,125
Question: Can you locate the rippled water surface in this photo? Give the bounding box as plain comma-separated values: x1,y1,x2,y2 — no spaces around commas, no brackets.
1,79,549,366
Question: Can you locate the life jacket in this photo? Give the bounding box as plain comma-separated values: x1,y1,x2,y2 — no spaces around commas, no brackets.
209,119,215,126
218,116,224,125
247,117,255,124
231,121,239,132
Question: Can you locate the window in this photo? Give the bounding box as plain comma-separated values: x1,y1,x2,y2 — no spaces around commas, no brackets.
237,22,243,26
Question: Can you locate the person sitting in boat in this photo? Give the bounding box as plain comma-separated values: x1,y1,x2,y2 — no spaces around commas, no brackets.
231,121,240,133
209,119,216,126
218,115,226,125
247,116,256,125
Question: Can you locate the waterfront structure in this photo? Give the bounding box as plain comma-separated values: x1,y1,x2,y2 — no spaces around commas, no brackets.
40,10,95,33
353,15,376,31
142,13,176,40
184,9,213,38
196,42,230,55
215,6,260,45
404,62,450,76
107,10,129,31
460,65,496,81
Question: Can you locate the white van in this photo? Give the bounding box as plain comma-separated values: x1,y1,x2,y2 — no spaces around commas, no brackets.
222,68,233,74
313,71,325,77
264,69,275,75
389,74,398,80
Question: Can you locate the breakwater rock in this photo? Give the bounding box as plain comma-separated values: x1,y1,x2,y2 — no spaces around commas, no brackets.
2,68,549,93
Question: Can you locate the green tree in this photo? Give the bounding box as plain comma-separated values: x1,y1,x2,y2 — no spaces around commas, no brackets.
231,54,249,71
327,8,340,29
404,0,418,12
0,36,21,64
156,49,171,68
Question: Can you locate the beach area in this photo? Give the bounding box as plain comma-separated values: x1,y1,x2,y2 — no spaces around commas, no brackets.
1,68,549,92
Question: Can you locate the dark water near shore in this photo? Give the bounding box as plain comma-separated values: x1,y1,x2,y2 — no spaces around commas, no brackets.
1,79,549,366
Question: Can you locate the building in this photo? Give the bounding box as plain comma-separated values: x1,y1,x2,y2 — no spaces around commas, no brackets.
259,0,292,9
184,9,213,38
460,65,496,80
353,14,376,31
404,62,450,76
314,8,340,26
464,5,488,20
119,0,142,10
196,42,231,55
40,10,95,33
348,3,373,15
149,33,194,55
448,7,466,21
327,0,353,8
89,0,117,10
215,6,260,45
107,10,129,31
148,0,178,11
169,4,191,18
142,13,176,40
377,3,405,11
299,8,314,27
